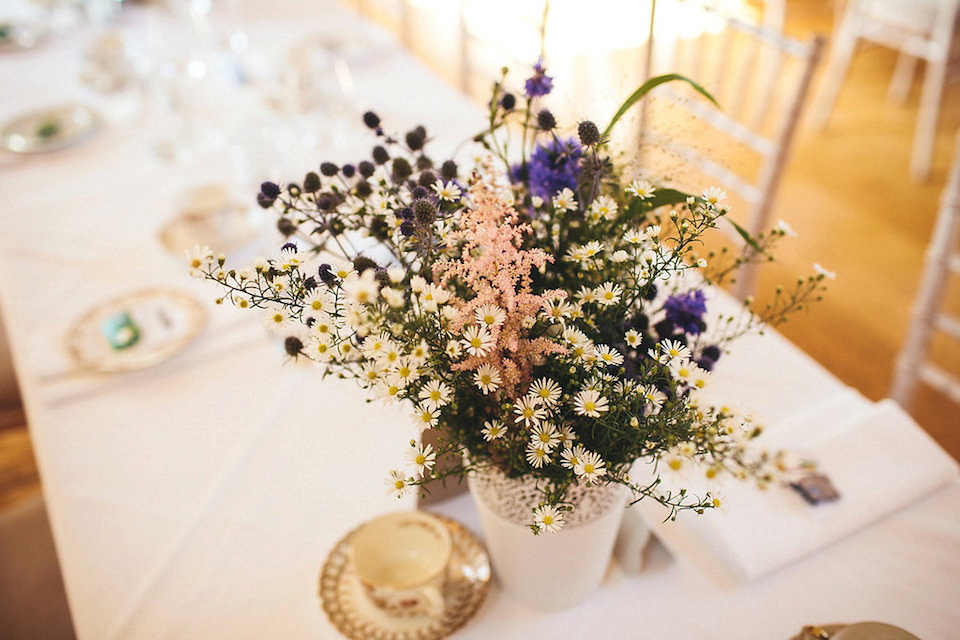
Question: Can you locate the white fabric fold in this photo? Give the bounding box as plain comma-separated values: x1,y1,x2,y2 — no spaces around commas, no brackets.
632,399,960,583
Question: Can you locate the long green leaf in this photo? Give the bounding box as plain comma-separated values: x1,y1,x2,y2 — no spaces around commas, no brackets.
602,73,718,140
727,218,761,251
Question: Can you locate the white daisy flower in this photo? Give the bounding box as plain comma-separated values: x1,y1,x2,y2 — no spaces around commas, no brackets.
377,375,405,402
525,442,551,468
432,180,461,201
542,298,573,323
533,504,565,533
419,380,452,409
813,263,836,280
625,329,642,347
552,187,578,211
306,335,334,363
574,450,607,483
481,420,507,441
588,195,618,221
582,241,605,259
528,378,562,407
658,339,690,364
474,304,506,328
473,364,502,394
264,307,293,333
514,396,547,428
331,260,355,281
530,422,561,452
408,340,430,365
387,267,405,283
419,284,450,312
359,361,384,385
361,332,391,358
461,325,494,356
594,282,623,306
777,219,798,237
304,288,335,315
560,444,586,469
576,285,598,305
344,270,379,305
337,340,357,360
386,469,412,499
556,425,577,448
410,275,427,293
627,178,655,198
186,245,216,276
393,357,421,385
407,442,436,477
641,385,666,416
573,389,609,418
411,404,440,430
623,228,646,245
702,186,727,205
595,344,624,366
381,286,405,308
445,340,462,359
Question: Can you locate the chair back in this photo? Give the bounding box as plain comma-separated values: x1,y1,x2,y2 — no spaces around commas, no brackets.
641,0,824,297
891,130,960,408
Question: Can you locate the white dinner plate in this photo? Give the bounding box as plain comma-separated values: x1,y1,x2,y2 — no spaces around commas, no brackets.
1,103,100,153
0,21,46,53
65,288,207,373
158,183,262,255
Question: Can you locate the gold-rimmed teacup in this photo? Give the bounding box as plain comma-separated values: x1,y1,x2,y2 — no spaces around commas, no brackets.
350,511,452,618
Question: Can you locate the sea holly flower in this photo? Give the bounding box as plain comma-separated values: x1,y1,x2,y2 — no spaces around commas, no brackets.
519,138,582,200
524,58,553,98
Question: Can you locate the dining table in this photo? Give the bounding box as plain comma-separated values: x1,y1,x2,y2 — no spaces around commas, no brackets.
1,1,958,639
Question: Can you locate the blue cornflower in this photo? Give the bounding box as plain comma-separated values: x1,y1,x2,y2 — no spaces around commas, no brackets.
513,137,582,200
663,290,708,335
524,59,553,98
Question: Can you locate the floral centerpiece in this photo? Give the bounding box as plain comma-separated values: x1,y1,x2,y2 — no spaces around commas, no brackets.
190,62,829,535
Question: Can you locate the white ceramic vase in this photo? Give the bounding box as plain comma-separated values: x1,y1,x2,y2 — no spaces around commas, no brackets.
467,466,627,610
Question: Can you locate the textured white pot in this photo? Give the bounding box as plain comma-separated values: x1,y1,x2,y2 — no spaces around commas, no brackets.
467,468,626,610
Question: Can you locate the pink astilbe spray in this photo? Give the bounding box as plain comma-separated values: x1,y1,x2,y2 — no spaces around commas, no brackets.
433,172,566,398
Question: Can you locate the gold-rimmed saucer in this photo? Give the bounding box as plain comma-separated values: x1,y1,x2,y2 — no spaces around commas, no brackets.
319,514,490,640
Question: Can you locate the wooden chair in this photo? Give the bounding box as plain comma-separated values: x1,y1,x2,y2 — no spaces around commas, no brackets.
810,0,960,180
642,0,825,298
890,130,960,409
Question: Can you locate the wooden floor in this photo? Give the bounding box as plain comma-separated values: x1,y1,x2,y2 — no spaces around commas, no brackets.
2,0,959,509
757,1,960,461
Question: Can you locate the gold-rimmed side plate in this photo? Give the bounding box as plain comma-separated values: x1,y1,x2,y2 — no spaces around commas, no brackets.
65,288,207,373
1,103,100,153
320,514,491,640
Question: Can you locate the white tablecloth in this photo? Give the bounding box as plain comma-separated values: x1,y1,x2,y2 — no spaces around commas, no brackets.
1,2,958,639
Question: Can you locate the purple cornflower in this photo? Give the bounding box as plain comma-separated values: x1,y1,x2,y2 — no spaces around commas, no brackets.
512,137,582,200
524,59,553,98
663,290,708,335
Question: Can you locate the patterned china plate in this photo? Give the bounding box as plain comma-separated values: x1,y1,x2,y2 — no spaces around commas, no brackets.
65,288,207,373
1,103,99,153
320,514,491,640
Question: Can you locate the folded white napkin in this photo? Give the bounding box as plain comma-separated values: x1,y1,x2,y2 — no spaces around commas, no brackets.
630,399,959,583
